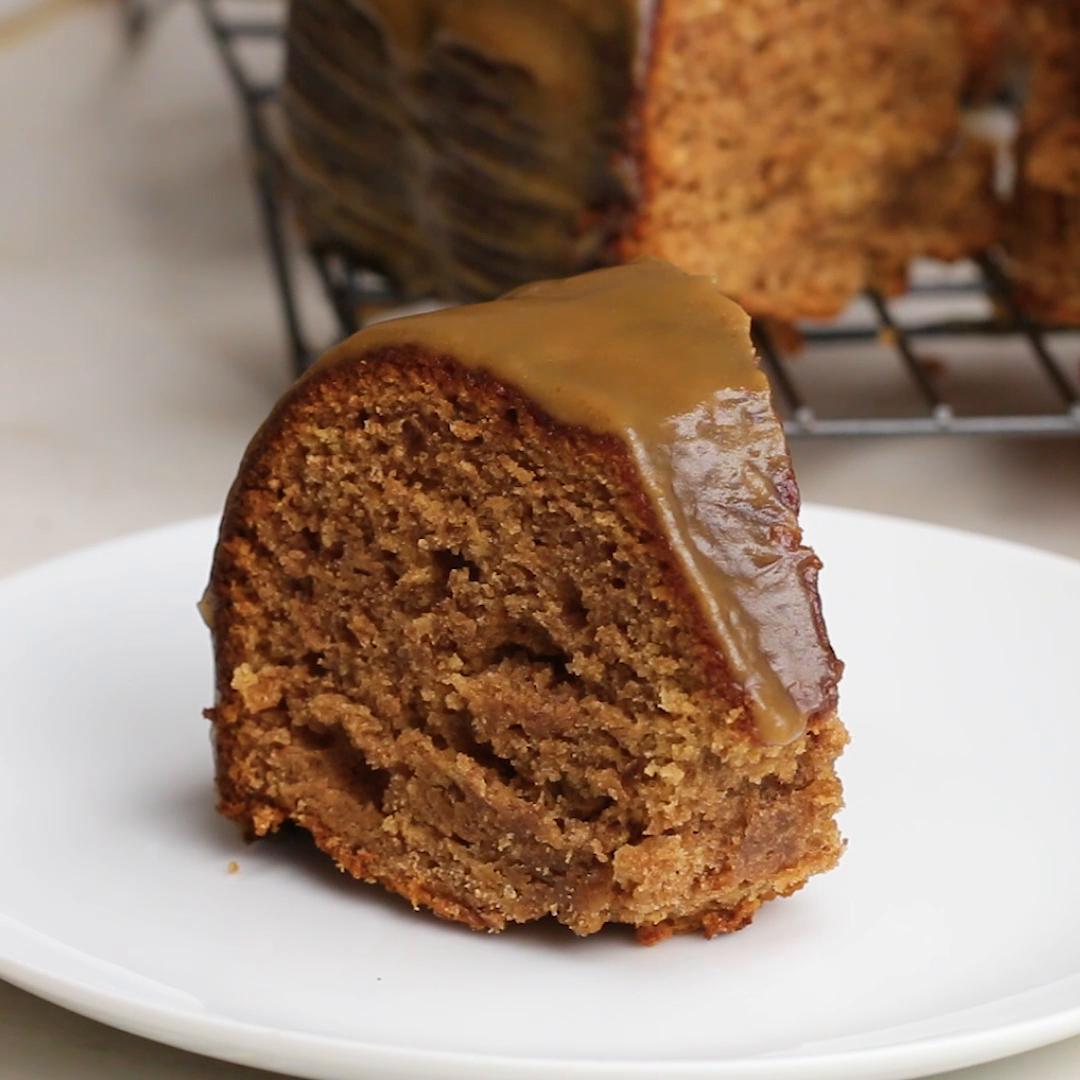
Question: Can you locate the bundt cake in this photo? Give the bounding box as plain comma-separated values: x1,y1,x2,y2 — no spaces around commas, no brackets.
281,0,989,321
203,259,847,943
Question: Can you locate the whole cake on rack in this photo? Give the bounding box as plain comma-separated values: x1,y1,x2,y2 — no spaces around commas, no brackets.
281,0,994,321
202,259,847,942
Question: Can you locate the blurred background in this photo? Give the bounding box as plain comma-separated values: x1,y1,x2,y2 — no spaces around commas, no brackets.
2,1,1079,1076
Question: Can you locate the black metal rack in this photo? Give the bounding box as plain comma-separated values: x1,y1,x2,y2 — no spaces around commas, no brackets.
195,0,1080,437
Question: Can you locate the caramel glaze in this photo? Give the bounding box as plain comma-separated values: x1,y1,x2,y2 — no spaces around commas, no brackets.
311,259,841,744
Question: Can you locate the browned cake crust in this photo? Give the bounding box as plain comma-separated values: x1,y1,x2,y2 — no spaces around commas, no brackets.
1004,0,1080,324
281,0,992,321
204,270,846,941
281,0,635,300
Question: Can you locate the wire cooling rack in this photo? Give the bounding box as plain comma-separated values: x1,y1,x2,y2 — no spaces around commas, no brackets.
194,0,1080,437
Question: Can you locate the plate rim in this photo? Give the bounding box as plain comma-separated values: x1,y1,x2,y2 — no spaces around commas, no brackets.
4,933,1080,1080
3,506,1080,1080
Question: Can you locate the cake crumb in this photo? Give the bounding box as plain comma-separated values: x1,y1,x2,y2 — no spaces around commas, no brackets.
227,860,240,875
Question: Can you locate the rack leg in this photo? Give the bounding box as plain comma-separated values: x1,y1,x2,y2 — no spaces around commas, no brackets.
252,162,310,379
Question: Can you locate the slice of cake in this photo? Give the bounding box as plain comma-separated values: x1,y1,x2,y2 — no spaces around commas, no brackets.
282,0,984,321
203,260,846,942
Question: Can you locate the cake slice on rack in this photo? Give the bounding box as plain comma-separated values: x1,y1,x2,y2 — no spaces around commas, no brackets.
203,259,847,942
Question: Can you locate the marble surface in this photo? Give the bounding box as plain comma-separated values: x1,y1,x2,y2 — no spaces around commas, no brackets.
2,3,1079,1077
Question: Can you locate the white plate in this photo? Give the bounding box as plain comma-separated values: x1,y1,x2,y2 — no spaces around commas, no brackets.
2,506,1079,1080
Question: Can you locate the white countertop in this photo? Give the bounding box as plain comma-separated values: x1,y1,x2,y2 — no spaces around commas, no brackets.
2,3,1079,1077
